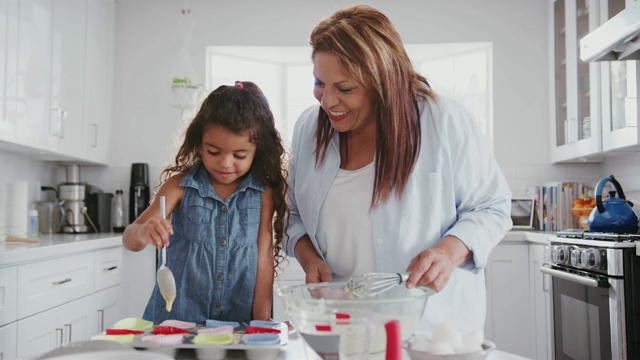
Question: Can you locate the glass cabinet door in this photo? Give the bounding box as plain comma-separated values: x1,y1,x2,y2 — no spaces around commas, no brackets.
601,0,640,151
554,0,568,148
551,0,601,162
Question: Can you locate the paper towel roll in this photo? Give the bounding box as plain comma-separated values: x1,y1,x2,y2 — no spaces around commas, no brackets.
0,181,29,238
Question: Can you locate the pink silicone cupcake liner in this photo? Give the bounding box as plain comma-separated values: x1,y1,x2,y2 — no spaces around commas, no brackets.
159,319,196,329
197,325,234,335
141,334,185,345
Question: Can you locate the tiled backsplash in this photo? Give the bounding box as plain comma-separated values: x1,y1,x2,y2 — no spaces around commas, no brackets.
1,150,639,226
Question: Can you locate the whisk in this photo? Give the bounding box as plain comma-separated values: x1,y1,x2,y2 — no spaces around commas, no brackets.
345,272,410,298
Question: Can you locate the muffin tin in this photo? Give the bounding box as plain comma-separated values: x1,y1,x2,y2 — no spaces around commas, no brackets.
93,319,288,360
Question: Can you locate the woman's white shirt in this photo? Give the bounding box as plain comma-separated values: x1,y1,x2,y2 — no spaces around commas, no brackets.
316,161,376,281
285,96,512,334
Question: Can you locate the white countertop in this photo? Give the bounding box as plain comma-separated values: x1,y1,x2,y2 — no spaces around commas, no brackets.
502,230,553,245
0,233,123,267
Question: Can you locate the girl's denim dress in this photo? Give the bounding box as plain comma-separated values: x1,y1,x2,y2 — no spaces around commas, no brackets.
142,164,264,324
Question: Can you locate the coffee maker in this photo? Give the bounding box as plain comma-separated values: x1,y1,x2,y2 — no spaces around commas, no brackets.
129,163,150,223
59,164,97,233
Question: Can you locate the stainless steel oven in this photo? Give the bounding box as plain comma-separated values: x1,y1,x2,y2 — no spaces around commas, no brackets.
542,231,640,360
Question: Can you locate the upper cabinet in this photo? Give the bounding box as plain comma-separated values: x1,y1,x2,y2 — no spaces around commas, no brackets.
550,0,602,163
599,0,640,152
84,0,114,164
550,0,640,163
0,0,19,144
1,0,114,166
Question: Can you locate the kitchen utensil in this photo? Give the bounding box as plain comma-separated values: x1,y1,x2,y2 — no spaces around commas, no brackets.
130,163,150,223
587,175,639,234
156,196,176,312
346,272,411,298
277,281,433,357
39,186,67,234
404,338,496,360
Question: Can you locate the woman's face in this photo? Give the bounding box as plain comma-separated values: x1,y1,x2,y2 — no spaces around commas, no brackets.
313,52,376,133
201,125,256,189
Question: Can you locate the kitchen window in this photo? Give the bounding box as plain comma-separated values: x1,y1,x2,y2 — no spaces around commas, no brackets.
206,43,492,147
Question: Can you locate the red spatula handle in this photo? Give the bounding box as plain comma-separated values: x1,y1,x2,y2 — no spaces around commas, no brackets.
385,319,402,360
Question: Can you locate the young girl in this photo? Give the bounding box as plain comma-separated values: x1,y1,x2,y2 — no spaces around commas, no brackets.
123,81,288,325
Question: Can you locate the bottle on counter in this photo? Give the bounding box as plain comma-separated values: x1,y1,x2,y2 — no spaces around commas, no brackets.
112,190,126,233
27,204,39,237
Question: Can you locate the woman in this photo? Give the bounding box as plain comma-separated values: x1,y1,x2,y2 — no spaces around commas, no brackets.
283,5,512,334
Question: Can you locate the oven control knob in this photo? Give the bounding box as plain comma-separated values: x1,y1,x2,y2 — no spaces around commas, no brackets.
551,245,569,264
581,248,603,270
570,248,583,268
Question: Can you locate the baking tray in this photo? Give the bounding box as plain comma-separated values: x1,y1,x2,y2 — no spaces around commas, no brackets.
103,322,289,360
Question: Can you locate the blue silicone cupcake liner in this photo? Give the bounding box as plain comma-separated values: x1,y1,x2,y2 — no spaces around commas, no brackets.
240,333,280,346
249,320,280,328
205,319,241,329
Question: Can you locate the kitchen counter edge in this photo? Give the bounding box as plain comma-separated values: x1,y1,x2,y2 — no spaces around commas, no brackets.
0,233,123,268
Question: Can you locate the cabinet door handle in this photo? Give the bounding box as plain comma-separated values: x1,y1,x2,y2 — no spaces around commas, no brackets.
56,328,63,347
50,108,62,136
92,123,98,148
64,324,72,345
105,265,118,271
98,309,104,333
52,278,72,285
58,110,67,138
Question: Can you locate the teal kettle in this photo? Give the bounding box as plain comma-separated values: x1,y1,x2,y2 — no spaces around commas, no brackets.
588,175,639,234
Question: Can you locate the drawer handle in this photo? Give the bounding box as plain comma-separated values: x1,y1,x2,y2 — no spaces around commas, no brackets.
105,266,118,271
52,278,72,285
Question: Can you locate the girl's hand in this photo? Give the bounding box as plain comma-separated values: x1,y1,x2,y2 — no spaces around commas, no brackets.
139,217,173,249
405,235,472,292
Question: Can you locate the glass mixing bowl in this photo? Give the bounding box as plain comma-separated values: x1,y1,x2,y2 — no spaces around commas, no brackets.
277,282,434,356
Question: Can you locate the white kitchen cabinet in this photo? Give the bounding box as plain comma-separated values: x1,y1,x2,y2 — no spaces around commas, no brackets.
93,285,120,335
599,0,640,153
0,266,17,327
0,323,17,359
528,243,553,360
50,0,87,159
14,0,55,151
4,0,113,165
17,252,94,319
0,0,19,143
484,240,532,358
84,0,114,164
0,239,124,360
16,295,93,358
549,0,603,163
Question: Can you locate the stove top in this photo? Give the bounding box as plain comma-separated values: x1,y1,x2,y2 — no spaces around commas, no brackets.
556,229,640,242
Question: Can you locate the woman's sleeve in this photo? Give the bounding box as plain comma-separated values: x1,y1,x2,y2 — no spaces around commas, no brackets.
283,108,312,256
443,104,512,272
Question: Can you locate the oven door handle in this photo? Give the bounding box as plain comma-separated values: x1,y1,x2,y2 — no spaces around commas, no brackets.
540,266,602,288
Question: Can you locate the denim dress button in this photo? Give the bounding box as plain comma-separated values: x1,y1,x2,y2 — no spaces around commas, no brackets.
220,239,227,246
221,205,227,212
217,273,224,281
213,303,221,310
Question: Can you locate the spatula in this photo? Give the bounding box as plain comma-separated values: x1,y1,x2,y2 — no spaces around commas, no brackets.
156,196,176,312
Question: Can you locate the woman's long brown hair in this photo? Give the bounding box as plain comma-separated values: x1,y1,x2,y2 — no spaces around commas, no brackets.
310,5,434,208
157,81,289,273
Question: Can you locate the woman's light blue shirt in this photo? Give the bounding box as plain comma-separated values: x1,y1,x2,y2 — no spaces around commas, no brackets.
284,96,512,334
143,164,264,324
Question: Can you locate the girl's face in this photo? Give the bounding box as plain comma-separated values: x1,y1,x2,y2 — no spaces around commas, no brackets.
313,52,376,133
201,125,256,190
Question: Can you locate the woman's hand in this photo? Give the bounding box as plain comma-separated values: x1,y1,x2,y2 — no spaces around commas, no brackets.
304,260,333,284
405,235,471,292
294,235,333,284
